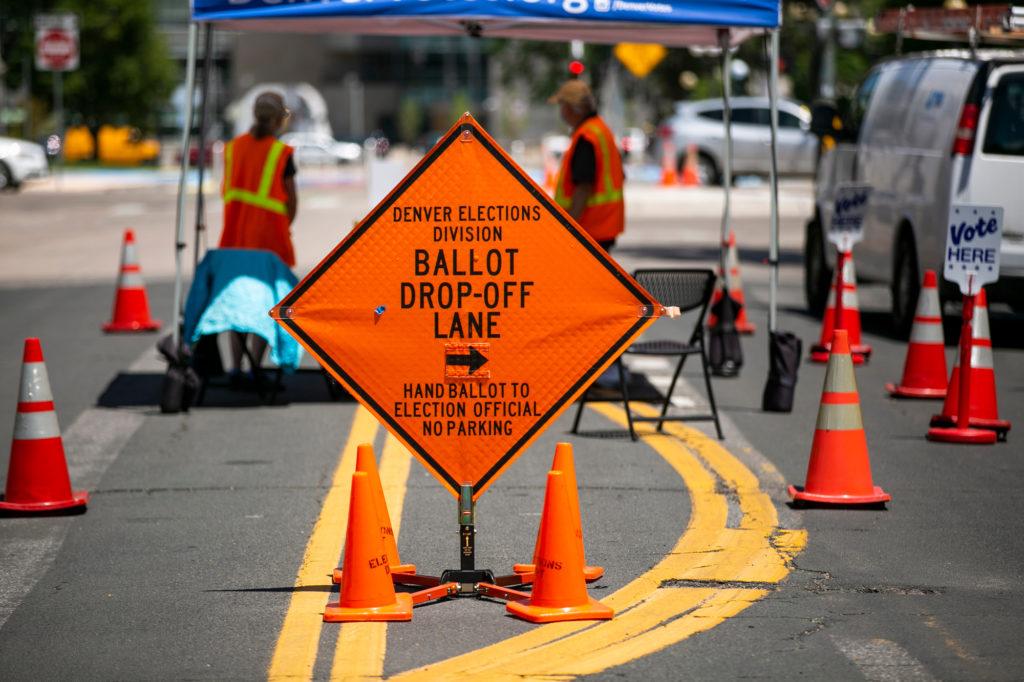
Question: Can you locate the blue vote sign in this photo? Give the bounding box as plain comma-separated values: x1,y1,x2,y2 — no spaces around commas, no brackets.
828,184,872,251
944,204,1002,295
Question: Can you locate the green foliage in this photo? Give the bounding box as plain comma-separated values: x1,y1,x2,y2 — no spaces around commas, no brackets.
0,0,174,132
448,89,473,123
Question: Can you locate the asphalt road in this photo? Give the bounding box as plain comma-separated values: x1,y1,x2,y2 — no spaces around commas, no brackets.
0,177,1022,680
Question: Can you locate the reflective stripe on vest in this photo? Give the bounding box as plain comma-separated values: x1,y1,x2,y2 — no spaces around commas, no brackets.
555,121,623,209
223,139,288,216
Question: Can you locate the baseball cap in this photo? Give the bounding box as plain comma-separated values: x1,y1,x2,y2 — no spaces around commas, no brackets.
548,80,596,110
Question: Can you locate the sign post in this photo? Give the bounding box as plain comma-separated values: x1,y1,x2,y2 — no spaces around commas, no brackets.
35,14,78,166
272,114,663,597
929,205,1002,444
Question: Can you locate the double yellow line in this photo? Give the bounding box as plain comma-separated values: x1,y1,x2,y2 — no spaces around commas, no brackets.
269,403,805,680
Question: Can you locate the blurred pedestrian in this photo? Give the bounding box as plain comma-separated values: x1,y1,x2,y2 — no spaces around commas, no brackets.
549,80,625,251
219,91,298,384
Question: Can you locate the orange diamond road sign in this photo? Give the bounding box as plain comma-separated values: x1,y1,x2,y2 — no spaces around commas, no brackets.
271,114,658,500
614,43,667,79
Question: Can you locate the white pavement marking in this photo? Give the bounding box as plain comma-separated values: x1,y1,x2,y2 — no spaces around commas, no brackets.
0,349,152,632
832,636,937,682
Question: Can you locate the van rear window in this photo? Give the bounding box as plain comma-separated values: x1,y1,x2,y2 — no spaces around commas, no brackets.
982,73,1024,157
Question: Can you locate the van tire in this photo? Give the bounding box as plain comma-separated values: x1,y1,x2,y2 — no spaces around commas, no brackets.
0,162,15,191
892,229,920,337
804,216,831,316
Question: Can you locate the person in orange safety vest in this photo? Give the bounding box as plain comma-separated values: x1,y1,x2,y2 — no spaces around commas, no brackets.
550,79,625,252
219,91,298,386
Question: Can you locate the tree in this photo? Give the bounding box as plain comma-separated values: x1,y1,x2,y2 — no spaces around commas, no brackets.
0,0,175,133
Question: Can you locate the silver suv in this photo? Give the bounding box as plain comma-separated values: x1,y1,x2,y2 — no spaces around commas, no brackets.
658,97,818,185
806,50,1024,332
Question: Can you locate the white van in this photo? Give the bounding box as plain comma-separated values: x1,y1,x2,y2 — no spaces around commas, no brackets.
805,50,1024,332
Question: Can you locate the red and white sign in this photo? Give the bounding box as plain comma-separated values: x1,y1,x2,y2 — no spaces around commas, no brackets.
35,14,79,72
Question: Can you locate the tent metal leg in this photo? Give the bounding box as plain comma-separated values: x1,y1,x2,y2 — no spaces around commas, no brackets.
172,22,200,350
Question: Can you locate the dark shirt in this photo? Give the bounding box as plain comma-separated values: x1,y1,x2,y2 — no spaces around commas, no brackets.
568,114,597,186
283,154,296,179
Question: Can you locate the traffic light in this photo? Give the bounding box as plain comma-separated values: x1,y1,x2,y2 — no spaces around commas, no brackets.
568,60,585,78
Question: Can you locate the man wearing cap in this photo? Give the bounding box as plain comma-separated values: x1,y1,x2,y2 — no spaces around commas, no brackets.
550,80,625,251
219,91,299,384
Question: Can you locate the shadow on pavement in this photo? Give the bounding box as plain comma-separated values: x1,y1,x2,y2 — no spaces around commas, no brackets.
96,368,353,409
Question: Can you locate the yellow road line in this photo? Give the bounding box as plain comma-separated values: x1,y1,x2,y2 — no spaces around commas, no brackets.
329,435,414,681
268,408,380,681
393,403,806,680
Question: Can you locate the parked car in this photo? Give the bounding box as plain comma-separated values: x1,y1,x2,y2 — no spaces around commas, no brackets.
658,97,818,185
281,132,362,166
806,49,1024,332
0,136,48,191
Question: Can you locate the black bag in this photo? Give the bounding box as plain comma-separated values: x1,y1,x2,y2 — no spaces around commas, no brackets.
157,334,201,414
762,330,802,412
709,290,743,378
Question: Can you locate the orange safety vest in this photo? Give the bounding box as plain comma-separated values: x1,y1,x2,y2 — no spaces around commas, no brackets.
220,133,296,266
554,116,625,243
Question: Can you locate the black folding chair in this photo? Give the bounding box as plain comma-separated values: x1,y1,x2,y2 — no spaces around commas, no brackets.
571,268,723,440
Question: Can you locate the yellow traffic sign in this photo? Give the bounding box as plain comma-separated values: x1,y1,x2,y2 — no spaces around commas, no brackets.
614,43,667,79
271,114,658,500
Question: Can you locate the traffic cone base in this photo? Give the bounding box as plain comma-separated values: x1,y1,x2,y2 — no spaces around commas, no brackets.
506,594,613,624
811,344,869,365
333,564,416,585
788,483,890,505
886,383,946,399
926,424,997,445
324,592,413,622
929,413,1010,437
513,563,604,583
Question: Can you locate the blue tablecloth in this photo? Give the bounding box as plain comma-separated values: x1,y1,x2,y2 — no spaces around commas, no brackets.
183,249,303,370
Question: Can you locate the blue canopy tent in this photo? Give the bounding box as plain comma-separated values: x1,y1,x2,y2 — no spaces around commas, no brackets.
177,0,786,399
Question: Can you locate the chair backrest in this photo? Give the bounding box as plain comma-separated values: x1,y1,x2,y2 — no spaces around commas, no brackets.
633,268,716,313
633,268,717,342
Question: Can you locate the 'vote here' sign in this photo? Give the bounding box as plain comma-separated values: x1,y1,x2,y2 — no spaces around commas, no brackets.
944,204,1002,295
829,184,871,251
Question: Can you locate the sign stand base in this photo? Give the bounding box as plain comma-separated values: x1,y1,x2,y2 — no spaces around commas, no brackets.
392,484,535,607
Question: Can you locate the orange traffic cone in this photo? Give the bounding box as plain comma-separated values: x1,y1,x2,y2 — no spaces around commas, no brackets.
680,143,701,187
0,338,88,514
103,229,161,333
707,231,756,334
810,251,870,364
886,270,947,399
513,442,603,582
507,471,613,623
660,138,679,187
333,443,415,584
324,471,413,622
789,329,890,506
929,288,1010,439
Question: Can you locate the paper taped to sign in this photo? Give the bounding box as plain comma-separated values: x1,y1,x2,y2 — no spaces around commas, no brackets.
944,204,1002,295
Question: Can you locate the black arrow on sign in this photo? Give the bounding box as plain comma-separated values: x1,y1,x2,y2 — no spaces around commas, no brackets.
445,347,489,375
